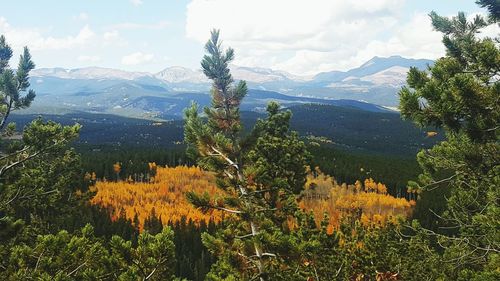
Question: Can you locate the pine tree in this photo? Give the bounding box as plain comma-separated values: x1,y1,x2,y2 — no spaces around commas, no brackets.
4,224,178,280
184,29,267,280
0,36,80,178
399,5,499,279
185,30,310,280
0,35,36,132
0,36,82,246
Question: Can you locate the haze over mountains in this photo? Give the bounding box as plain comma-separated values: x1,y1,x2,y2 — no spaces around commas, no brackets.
26,55,433,120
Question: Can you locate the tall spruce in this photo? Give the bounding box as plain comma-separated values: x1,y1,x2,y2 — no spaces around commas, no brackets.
185,29,267,280
399,5,499,280
185,30,309,280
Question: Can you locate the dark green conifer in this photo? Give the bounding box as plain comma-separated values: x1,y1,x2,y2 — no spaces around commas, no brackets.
185,30,310,280
399,5,499,279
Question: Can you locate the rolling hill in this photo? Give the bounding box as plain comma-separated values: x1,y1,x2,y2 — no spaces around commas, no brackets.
11,103,440,156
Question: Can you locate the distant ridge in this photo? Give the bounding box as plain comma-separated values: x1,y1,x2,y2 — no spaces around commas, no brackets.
32,56,432,85
29,55,434,110
313,55,433,82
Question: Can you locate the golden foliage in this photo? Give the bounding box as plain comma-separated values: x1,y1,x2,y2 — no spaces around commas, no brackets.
91,165,413,232
300,169,414,229
91,166,224,231
426,131,438,137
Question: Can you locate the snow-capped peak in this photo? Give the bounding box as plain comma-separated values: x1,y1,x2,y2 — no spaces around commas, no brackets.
230,65,310,83
32,67,151,80
154,66,208,83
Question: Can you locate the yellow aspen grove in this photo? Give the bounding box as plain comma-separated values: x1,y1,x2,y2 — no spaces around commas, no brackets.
91,166,225,231
91,165,414,232
301,169,414,229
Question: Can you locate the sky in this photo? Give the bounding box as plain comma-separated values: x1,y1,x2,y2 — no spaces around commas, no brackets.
0,0,496,75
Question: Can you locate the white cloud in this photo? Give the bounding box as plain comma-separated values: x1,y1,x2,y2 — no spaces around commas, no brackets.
40,25,95,50
186,0,402,46
121,52,154,65
103,30,119,41
102,30,129,47
103,30,120,42
78,55,101,62
130,0,143,6
0,17,95,51
339,12,445,71
185,0,451,75
270,12,446,75
479,23,500,39
73,12,89,21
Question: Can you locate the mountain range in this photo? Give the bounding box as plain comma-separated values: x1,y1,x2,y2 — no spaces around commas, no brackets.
25,55,433,120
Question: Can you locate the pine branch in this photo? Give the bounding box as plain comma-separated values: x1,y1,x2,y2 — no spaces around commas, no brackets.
186,191,243,214
0,139,65,177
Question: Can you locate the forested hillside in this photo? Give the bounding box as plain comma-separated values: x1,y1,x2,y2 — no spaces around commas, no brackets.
11,102,441,156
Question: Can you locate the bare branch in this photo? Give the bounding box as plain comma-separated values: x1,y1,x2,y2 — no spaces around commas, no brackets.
67,262,87,276
144,267,157,280
212,206,243,214
236,233,257,239
422,173,461,191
